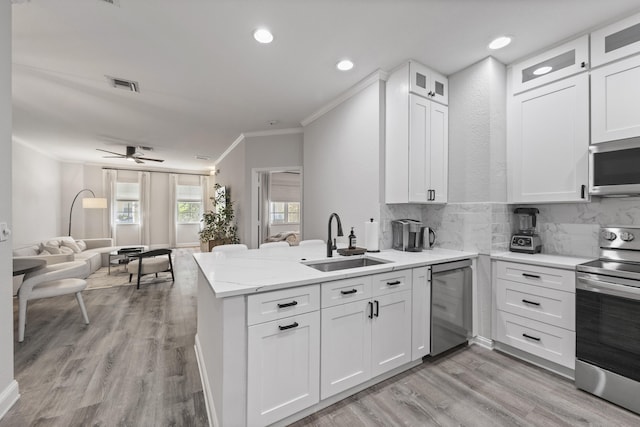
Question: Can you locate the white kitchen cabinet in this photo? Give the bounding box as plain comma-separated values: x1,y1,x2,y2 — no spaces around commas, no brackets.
493,261,576,370
409,60,448,105
320,271,412,399
247,311,320,426
386,61,449,204
591,11,640,67
411,266,431,360
510,35,589,95
507,73,589,203
591,54,640,143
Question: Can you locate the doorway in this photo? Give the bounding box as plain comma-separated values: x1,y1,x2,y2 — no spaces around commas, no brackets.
250,167,303,249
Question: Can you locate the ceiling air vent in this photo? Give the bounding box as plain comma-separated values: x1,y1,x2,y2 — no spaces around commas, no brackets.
106,76,139,92
195,155,212,161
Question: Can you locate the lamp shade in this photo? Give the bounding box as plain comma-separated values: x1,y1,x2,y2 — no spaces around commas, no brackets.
82,197,107,209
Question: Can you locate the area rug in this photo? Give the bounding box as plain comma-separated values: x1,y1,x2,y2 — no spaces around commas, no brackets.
85,266,173,290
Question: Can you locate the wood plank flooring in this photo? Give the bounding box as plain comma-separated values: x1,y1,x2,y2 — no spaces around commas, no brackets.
2,249,640,426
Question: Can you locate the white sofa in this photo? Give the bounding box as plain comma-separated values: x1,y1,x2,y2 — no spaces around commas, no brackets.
13,236,146,275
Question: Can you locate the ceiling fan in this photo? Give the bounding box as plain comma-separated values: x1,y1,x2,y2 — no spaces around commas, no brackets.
97,146,164,164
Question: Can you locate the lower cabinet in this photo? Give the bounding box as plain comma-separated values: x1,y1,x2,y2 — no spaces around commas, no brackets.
411,266,431,360
247,292,320,426
321,274,412,399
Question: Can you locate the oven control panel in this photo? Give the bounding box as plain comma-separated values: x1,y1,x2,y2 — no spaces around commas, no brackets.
600,227,640,250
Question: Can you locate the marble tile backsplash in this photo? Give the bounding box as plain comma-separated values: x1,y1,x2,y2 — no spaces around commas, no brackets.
381,198,640,258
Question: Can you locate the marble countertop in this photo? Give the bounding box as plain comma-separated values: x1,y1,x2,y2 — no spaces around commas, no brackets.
194,246,477,298
491,251,595,270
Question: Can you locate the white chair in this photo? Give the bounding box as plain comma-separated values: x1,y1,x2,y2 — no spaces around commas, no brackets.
259,242,289,249
18,260,90,342
211,244,248,253
299,239,325,246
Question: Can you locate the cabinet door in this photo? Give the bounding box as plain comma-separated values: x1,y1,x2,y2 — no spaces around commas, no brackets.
409,93,430,202
371,291,412,378
511,35,589,94
247,311,320,426
591,11,640,67
320,300,372,399
429,102,448,203
411,267,431,360
430,69,448,106
508,73,589,203
592,55,640,143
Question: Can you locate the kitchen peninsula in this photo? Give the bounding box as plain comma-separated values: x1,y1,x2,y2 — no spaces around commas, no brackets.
193,246,476,427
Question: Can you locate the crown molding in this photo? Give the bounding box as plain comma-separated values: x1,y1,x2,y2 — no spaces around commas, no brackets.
243,127,303,138
213,133,245,166
300,69,389,127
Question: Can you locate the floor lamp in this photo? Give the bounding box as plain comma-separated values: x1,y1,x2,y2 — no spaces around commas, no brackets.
68,189,108,236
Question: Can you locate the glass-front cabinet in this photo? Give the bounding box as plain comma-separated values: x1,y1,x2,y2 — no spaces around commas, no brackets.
591,11,640,67
510,35,588,94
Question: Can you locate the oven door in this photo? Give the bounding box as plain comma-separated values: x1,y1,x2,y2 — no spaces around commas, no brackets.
576,273,640,381
589,139,640,195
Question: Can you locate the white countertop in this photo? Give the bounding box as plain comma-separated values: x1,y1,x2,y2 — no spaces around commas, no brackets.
491,251,595,270
194,246,477,298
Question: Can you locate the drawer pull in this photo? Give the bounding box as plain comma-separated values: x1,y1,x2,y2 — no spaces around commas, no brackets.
522,333,541,342
277,300,298,309
368,301,373,319
374,300,379,317
522,273,541,279
522,299,541,306
387,280,401,286
340,289,358,295
278,322,299,331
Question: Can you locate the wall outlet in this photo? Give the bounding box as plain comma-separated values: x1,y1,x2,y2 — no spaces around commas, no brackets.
0,222,10,242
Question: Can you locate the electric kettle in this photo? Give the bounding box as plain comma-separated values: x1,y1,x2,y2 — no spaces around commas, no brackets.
421,227,436,250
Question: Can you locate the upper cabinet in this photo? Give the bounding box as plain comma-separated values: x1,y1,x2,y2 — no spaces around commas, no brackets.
591,11,640,67
386,61,449,204
409,60,449,105
510,35,589,95
507,74,589,203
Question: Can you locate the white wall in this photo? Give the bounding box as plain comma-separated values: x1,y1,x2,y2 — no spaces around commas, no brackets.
215,140,246,242
303,80,383,241
0,1,19,419
12,141,62,246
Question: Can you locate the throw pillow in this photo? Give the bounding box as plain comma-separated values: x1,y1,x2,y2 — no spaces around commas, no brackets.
41,243,61,254
39,249,51,256
62,239,82,253
76,240,87,251
59,246,74,255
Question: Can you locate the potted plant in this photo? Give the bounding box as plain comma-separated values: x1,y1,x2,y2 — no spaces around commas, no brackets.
199,183,240,251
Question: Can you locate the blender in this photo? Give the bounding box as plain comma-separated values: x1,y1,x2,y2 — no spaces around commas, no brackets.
510,207,542,254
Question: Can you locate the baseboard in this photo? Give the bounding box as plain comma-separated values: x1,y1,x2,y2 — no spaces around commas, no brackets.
194,334,216,427
470,335,494,350
0,380,20,421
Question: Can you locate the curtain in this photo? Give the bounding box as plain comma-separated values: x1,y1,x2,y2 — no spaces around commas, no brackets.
102,169,118,242
200,176,210,230
168,173,178,248
261,172,270,243
139,171,151,247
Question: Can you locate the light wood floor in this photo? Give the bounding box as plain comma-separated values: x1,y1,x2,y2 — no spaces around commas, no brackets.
2,250,640,427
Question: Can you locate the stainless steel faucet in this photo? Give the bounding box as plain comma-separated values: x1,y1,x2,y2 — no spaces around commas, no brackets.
327,213,344,257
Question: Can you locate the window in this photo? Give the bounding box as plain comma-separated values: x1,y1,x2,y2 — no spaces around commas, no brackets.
115,182,140,224
269,201,300,225
177,185,202,224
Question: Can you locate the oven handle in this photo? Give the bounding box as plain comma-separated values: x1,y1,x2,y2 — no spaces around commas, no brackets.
577,276,640,301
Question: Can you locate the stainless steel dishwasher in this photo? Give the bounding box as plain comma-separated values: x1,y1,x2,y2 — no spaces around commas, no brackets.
431,259,472,356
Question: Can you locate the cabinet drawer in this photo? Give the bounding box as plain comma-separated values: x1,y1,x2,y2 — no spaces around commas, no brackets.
496,311,575,369
247,284,320,326
496,279,575,330
321,276,372,308
372,270,412,296
496,261,575,293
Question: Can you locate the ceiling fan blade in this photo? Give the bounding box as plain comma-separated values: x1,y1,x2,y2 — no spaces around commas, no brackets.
134,159,144,164
137,157,165,163
102,155,125,159
96,148,124,156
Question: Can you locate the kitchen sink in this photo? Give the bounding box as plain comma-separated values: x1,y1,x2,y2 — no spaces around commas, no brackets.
303,256,390,272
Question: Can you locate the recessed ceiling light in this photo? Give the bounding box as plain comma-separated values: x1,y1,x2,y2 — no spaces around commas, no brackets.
336,59,354,71
533,66,553,75
488,36,512,50
253,28,273,44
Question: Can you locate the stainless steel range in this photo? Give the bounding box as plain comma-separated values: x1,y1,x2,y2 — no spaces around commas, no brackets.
576,226,640,415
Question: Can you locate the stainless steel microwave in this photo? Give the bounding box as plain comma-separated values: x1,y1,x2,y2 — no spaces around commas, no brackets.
590,139,640,196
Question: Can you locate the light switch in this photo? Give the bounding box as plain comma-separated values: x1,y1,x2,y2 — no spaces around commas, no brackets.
0,223,11,242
